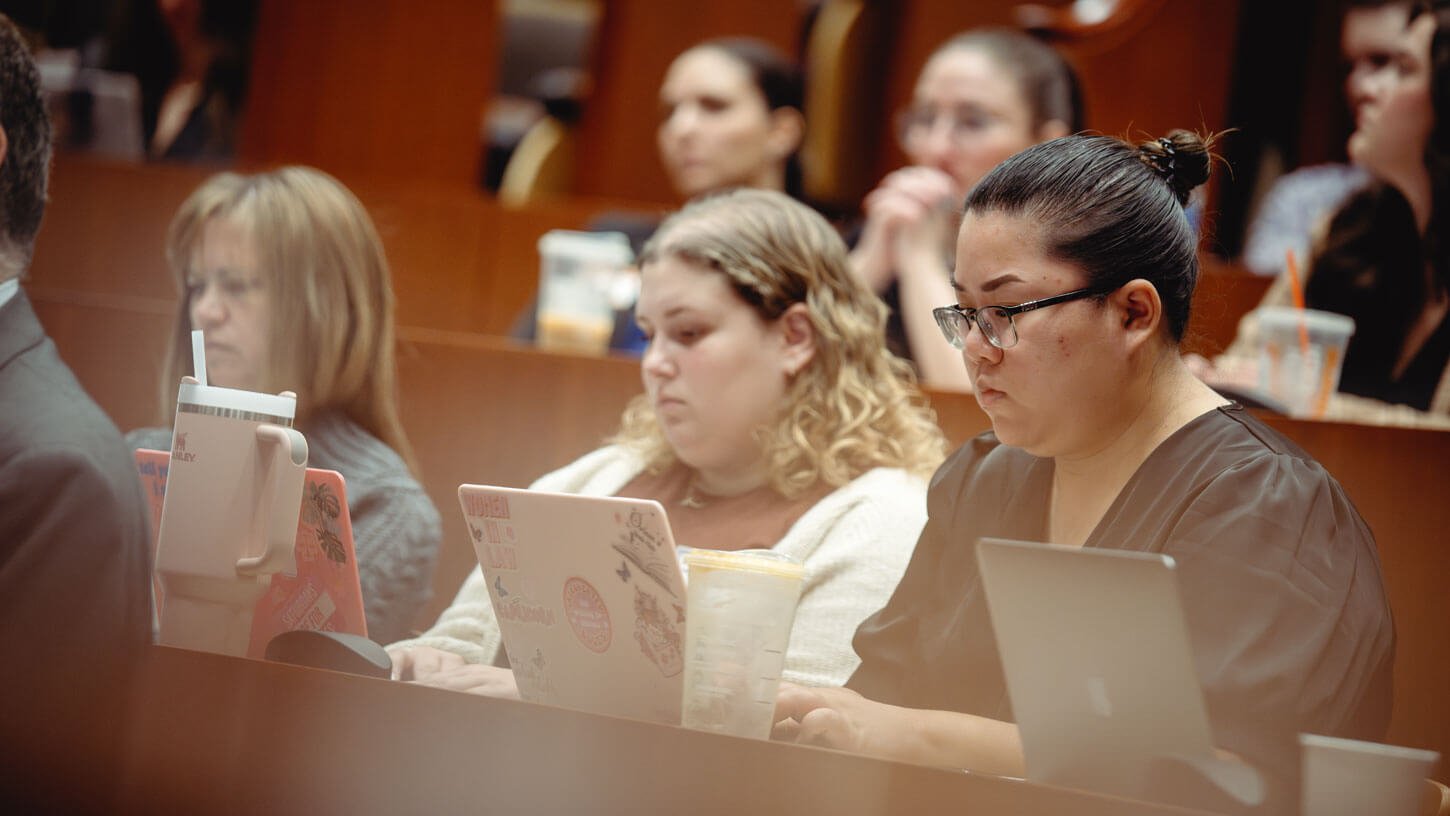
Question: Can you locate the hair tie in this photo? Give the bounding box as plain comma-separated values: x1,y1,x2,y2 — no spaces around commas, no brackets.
1152,138,1177,181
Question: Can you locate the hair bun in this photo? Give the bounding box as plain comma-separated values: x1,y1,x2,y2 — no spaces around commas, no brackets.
1138,129,1212,206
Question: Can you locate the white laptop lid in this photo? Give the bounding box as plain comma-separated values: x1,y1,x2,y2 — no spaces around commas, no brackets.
975,538,1215,799
458,484,687,725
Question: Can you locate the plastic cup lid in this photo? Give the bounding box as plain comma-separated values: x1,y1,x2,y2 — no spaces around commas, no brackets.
1255,306,1355,337
177,381,297,419
684,548,805,579
537,230,634,266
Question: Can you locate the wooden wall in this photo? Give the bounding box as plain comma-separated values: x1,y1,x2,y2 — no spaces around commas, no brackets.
30,156,646,347
238,0,497,185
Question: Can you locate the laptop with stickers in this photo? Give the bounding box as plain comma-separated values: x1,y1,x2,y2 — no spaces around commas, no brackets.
457,484,689,725
135,448,369,656
975,537,1216,800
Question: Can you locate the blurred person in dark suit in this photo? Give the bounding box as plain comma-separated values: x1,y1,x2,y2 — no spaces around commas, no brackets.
0,12,153,813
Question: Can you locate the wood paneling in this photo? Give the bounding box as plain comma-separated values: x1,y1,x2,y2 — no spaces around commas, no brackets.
32,155,648,340
393,329,642,624
1184,261,1273,359
238,0,497,185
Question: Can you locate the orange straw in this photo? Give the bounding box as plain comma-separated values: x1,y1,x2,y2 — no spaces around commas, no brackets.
1285,248,1310,354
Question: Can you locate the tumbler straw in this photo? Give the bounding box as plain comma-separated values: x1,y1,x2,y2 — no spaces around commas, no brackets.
1284,249,1311,354
191,329,208,386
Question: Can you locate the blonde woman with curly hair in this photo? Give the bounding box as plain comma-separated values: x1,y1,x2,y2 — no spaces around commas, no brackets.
390,189,946,694
128,166,442,644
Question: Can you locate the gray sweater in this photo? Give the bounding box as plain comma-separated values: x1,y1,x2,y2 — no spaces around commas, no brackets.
128,411,441,644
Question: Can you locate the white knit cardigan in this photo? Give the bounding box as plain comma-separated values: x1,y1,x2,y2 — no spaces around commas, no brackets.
391,445,928,687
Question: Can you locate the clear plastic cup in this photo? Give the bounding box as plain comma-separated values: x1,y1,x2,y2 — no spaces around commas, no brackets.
1254,307,1355,418
535,230,632,355
1299,733,1439,816
680,548,805,740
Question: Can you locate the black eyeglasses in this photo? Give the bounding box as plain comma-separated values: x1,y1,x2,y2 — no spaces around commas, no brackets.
932,284,1119,350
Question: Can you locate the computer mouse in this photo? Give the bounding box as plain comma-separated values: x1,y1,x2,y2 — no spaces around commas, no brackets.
264,630,392,679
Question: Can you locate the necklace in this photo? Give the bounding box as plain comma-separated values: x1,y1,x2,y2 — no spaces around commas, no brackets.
679,481,708,509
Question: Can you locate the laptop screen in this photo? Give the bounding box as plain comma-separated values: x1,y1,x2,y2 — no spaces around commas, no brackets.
975,537,1215,799
458,484,688,725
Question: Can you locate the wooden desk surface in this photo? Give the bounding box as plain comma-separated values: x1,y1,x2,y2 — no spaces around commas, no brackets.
117,645,1220,815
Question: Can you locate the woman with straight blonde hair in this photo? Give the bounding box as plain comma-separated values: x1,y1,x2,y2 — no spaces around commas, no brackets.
128,166,441,644
390,189,946,695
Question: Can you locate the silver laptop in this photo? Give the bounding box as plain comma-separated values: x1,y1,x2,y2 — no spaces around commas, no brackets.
975,538,1215,799
458,484,688,725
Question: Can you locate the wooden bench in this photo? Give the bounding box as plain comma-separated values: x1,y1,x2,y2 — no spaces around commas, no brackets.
31,154,662,338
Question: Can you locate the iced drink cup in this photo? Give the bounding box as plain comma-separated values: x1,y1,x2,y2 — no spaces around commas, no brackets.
1254,307,1355,418
1299,733,1438,816
681,548,805,739
535,230,632,355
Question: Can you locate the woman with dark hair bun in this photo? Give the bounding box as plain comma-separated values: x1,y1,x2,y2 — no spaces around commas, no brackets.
775,131,1393,812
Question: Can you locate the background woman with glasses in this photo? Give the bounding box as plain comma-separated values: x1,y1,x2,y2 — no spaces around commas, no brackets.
776,131,1393,812
849,28,1081,392
127,167,443,644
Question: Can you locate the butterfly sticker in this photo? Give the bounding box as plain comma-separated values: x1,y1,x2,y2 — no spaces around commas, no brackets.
616,559,631,583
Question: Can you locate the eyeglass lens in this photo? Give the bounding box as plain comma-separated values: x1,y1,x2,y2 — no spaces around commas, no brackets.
934,306,1017,350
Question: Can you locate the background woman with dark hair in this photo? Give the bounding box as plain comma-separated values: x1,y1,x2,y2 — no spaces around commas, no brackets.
514,36,806,352
1206,1,1450,425
104,0,258,160
656,37,805,201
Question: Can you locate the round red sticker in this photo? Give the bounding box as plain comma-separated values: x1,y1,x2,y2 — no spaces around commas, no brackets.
562,577,611,653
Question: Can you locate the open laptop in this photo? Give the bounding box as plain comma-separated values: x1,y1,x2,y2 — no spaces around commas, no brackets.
975,537,1216,799
136,449,369,657
458,484,688,725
